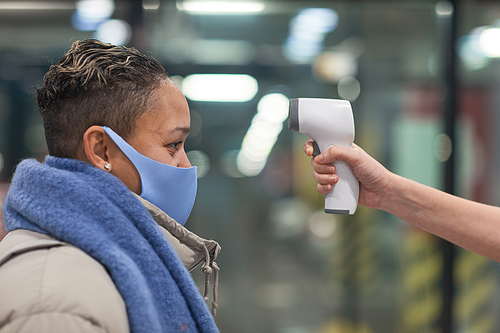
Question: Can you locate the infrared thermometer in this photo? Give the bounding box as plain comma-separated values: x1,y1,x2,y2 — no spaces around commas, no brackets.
288,98,359,215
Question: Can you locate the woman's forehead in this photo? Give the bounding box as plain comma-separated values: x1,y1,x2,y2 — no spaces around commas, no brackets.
133,84,190,136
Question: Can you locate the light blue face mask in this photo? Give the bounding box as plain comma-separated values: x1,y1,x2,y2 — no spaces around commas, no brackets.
102,126,197,226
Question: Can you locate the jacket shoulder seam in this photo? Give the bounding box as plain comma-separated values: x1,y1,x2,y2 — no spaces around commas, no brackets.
0,239,65,268
0,311,108,333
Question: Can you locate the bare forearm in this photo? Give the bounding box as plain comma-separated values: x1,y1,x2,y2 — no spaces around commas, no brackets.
306,142,500,261
382,173,500,261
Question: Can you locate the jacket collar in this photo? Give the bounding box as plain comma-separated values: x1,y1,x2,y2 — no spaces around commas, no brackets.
134,193,221,315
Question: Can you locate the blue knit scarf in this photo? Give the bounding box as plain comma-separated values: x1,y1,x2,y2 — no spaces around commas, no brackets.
3,156,218,333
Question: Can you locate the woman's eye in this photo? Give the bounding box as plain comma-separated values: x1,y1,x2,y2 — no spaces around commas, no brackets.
169,142,180,150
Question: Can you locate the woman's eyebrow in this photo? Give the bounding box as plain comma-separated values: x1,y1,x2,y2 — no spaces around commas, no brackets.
170,127,190,134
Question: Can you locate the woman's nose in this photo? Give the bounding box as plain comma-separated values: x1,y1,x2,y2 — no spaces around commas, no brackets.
178,150,192,168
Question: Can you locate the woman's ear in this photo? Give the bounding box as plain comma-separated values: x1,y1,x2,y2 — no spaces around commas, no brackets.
82,126,111,172
81,126,141,193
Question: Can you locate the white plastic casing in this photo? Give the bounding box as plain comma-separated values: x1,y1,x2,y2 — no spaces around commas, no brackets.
289,98,359,214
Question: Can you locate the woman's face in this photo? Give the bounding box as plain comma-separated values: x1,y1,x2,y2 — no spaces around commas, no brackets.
110,79,192,194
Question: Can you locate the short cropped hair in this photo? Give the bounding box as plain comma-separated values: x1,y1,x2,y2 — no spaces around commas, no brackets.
37,39,170,158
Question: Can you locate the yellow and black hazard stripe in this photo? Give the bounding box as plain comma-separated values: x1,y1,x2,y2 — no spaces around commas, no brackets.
400,229,442,333
454,248,495,333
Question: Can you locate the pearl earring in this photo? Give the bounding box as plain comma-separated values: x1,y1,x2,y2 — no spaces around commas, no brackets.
104,162,111,171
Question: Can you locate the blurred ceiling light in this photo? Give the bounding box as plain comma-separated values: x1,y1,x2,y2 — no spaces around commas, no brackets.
76,0,114,20
427,52,439,77
72,0,115,31
313,51,357,83
143,0,160,10
0,2,74,10
236,153,267,177
241,134,275,161
290,8,339,34
182,74,258,102
479,27,500,58
176,1,265,15
433,133,452,162
94,19,132,46
308,211,337,239
337,76,361,101
283,35,323,63
187,150,211,178
257,93,290,123
458,32,491,71
284,8,339,64
236,93,289,176
435,1,453,16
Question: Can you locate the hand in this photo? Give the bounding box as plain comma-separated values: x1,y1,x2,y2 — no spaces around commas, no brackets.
303,141,392,209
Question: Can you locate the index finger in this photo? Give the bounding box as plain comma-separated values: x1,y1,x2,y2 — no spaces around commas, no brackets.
314,145,353,165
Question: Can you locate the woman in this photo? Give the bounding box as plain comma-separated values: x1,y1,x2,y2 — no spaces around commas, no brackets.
0,39,219,333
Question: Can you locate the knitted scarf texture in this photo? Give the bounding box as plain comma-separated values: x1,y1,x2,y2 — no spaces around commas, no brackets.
3,156,218,333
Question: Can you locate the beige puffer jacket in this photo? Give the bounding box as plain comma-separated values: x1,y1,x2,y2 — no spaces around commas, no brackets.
0,229,129,333
0,195,221,333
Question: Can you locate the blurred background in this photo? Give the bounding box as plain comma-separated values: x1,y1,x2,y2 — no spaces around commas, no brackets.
1,0,500,332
